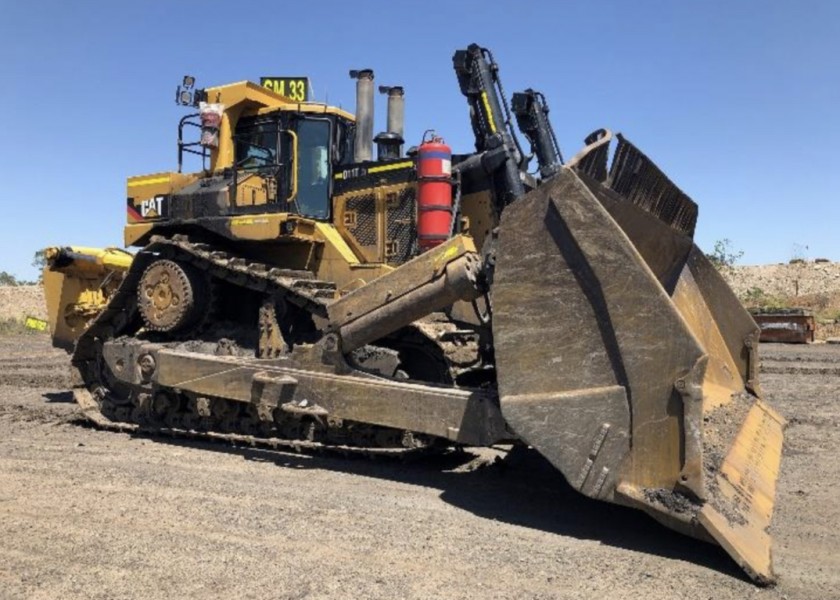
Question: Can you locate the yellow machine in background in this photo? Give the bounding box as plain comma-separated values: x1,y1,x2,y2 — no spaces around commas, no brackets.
43,246,132,349
42,44,785,584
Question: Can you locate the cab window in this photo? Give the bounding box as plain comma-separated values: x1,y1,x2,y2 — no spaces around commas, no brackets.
234,120,280,171
294,119,331,219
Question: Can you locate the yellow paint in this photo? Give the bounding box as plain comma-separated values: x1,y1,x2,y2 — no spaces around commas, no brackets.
315,223,360,264
254,102,354,121
368,161,413,174
44,246,134,271
697,399,785,582
313,222,395,286
671,267,744,410
432,235,476,274
127,175,170,187
124,222,155,247
480,91,497,133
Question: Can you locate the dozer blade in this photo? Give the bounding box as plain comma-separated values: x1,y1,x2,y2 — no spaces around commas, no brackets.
490,138,785,584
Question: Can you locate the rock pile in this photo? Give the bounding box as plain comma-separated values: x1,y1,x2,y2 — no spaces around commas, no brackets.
724,261,840,298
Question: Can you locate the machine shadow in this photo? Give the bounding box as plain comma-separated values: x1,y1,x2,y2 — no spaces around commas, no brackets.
108,426,748,583
43,391,75,403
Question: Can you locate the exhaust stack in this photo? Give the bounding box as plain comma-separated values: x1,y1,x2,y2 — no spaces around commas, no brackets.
375,85,405,160
380,86,405,143
349,69,374,162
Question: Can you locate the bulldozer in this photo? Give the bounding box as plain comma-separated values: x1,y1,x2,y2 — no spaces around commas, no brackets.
43,44,784,584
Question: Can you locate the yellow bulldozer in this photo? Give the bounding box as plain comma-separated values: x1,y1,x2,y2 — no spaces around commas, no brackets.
43,44,784,583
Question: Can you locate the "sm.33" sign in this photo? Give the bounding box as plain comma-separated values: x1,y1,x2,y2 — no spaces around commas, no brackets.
260,77,310,102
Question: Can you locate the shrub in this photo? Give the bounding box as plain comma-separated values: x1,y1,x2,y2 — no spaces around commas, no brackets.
706,239,744,271
740,287,791,310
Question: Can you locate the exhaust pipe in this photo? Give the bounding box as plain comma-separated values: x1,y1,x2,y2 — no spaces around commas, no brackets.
380,85,404,144
349,69,374,162
375,85,405,161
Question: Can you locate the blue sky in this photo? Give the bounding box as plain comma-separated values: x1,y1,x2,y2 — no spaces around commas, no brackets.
2,0,838,279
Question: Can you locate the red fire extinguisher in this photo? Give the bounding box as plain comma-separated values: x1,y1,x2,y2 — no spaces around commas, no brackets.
417,131,453,251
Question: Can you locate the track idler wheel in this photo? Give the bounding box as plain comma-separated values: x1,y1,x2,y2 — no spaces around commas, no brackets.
138,259,209,333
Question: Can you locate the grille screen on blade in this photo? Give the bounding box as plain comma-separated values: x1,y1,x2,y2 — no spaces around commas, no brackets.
608,135,698,238
572,131,698,238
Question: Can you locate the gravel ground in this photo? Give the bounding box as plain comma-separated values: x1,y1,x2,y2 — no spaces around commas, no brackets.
1,334,839,599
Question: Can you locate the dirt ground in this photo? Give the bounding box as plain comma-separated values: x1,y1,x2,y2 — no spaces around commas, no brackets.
1,333,839,600
0,286,47,323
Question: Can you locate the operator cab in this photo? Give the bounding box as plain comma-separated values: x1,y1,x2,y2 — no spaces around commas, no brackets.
232,112,355,220
170,78,357,225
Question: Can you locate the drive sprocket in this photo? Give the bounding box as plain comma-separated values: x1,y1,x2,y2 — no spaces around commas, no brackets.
137,259,208,332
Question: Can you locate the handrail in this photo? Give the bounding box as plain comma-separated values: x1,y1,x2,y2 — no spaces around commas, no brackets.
177,113,207,173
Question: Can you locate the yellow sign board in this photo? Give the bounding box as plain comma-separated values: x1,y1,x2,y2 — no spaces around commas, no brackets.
24,316,49,332
260,77,310,102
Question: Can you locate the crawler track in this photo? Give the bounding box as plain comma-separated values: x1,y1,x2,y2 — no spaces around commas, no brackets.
73,387,435,459
73,233,336,386
71,235,484,456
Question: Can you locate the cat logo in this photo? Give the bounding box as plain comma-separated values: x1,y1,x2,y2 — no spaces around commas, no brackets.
140,196,165,218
